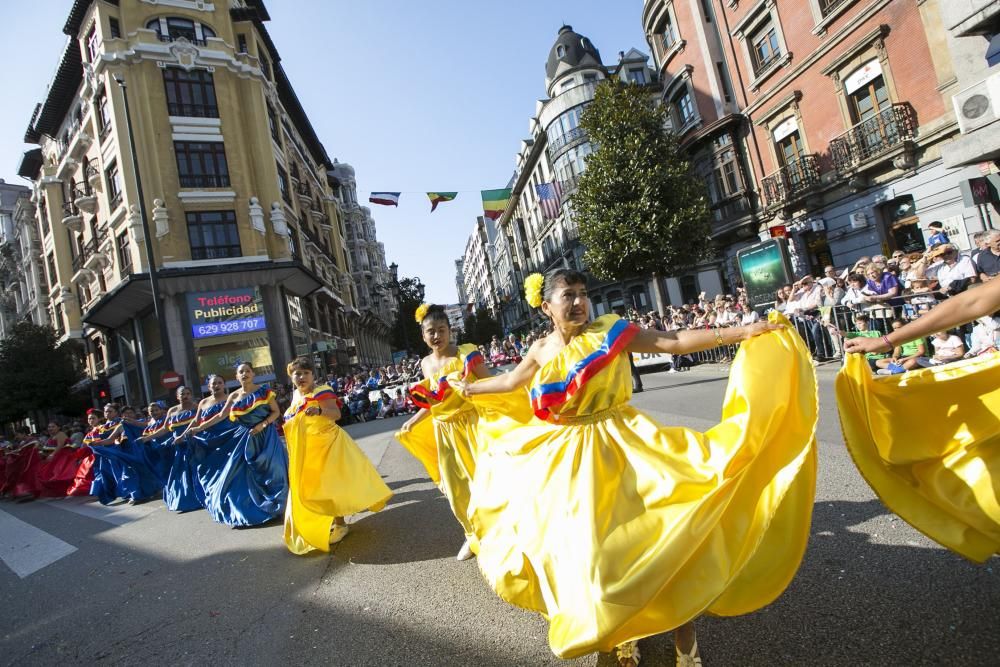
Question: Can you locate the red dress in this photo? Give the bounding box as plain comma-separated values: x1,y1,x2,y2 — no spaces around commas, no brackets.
65,430,101,497
1,440,42,498
36,437,91,497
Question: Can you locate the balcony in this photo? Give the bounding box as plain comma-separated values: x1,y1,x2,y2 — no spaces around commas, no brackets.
86,163,102,192
179,173,230,188
761,155,821,209
73,182,98,215
829,103,917,174
296,182,313,208
156,32,207,47
548,126,587,156
61,202,83,233
559,173,582,196
83,231,112,272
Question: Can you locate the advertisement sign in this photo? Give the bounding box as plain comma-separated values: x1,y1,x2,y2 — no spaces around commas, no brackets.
186,288,267,340
737,239,793,308
193,337,275,385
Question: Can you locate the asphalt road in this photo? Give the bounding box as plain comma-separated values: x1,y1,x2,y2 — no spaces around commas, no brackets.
1,364,997,666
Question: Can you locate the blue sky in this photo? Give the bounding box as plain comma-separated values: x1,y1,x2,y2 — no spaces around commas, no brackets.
0,1,649,304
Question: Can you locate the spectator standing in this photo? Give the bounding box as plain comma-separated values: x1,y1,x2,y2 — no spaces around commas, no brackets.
974,230,1000,281
862,264,900,304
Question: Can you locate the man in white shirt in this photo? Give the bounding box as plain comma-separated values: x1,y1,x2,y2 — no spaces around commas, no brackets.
934,244,977,294
787,275,829,358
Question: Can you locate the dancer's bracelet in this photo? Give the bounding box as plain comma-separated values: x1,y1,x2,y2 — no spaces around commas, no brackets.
714,327,725,346
881,335,893,351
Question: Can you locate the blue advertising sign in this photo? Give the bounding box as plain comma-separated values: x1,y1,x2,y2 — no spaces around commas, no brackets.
186,288,267,340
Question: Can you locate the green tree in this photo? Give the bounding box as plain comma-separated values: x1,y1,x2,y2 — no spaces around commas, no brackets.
0,322,84,424
461,310,502,346
572,79,712,312
390,276,426,355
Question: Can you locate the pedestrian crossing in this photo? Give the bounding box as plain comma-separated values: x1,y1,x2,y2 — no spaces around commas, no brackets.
0,498,156,579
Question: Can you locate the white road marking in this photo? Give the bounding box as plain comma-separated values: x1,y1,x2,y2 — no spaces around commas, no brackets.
0,508,77,579
42,497,160,526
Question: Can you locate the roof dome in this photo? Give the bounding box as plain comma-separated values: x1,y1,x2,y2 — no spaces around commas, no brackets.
545,25,602,82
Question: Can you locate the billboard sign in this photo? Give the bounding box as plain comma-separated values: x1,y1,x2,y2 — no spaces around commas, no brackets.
187,288,267,340
737,238,794,308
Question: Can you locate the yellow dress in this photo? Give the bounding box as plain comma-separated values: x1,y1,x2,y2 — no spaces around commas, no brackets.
282,384,392,555
836,352,1000,563
395,344,483,538
465,314,818,658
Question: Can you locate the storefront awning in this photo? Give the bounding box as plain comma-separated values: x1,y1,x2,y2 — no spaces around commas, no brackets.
82,261,322,330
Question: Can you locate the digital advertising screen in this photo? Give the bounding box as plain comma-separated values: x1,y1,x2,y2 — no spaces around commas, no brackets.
737,239,793,308
186,288,267,340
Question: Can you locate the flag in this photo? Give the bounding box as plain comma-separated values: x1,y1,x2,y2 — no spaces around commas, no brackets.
535,181,563,220
481,188,512,222
427,192,457,212
369,192,400,207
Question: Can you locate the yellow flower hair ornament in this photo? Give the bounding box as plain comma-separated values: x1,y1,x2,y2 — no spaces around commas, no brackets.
414,303,430,323
524,273,544,308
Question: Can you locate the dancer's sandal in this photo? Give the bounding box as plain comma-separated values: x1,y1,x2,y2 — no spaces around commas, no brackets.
615,640,640,666
676,638,702,667
329,523,350,545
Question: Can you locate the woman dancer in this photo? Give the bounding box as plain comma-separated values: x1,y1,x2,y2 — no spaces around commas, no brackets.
35,421,83,497
282,357,392,553
192,362,287,527
841,278,1000,562
450,270,818,665
89,403,162,506
142,388,203,512
397,303,492,561
0,429,42,500
65,409,103,496
184,374,237,504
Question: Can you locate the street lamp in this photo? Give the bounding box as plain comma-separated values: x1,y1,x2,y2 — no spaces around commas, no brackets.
114,75,173,389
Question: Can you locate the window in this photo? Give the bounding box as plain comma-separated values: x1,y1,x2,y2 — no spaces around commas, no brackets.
848,74,890,124
776,130,804,167
46,254,57,289
819,0,850,18
258,43,272,80
97,89,112,137
661,12,679,50
237,33,248,53
106,161,122,210
672,88,695,126
174,141,230,188
86,24,99,62
146,17,215,44
627,68,647,85
266,102,279,142
546,104,588,151
716,62,733,103
116,231,132,274
162,67,218,118
556,45,566,58
277,163,291,203
583,72,598,83
750,23,781,73
186,211,241,260
559,78,576,91
701,0,713,21
109,18,121,39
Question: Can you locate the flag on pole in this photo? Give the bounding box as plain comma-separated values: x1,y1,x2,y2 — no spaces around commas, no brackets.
481,188,512,222
535,181,564,220
369,192,400,207
427,192,458,212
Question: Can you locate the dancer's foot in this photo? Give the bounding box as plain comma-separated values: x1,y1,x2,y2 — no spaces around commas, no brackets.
675,638,701,666
329,523,350,545
615,640,640,666
456,539,475,561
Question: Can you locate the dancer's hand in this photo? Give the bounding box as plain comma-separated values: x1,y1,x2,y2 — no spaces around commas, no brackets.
844,336,890,355
740,322,783,340
304,405,321,416
450,379,470,398
400,417,416,434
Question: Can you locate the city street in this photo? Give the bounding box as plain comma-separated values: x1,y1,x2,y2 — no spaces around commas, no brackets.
1,364,997,666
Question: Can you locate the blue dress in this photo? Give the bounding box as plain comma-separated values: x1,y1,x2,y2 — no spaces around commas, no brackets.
90,419,163,505
161,409,205,512
200,386,288,527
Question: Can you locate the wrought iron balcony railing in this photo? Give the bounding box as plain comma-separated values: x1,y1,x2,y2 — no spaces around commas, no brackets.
761,154,821,208
829,103,917,173
548,126,587,154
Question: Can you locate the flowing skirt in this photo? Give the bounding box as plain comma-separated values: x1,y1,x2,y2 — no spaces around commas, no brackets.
466,324,818,657
89,440,163,505
284,417,392,554
201,424,288,527
1,446,41,498
66,448,95,496
161,441,206,512
836,352,1000,562
36,447,90,497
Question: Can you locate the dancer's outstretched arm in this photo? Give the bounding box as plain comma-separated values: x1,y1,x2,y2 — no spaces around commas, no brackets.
454,350,541,397
845,279,1000,355
628,321,781,356
400,408,429,434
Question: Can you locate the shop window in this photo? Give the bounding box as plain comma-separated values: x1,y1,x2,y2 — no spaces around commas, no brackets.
881,195,925,254
186,211,241,260
162,67,218,118
174,141,230,188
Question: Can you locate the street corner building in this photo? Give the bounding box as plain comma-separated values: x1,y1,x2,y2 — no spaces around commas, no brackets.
14,0,398,406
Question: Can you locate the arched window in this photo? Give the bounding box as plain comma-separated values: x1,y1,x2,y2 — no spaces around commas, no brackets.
146,17,215,44
556,44,566,58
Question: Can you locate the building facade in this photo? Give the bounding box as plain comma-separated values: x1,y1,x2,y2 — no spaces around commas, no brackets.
494,26,662,330
16,0,373,405
461,216,499,317
328,161,396,367
642,0,998,293
0,180,44,339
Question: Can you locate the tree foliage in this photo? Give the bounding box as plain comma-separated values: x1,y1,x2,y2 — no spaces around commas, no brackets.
390,276,426,354
460,310,502,346
0,321,83,423
572,79,712,281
